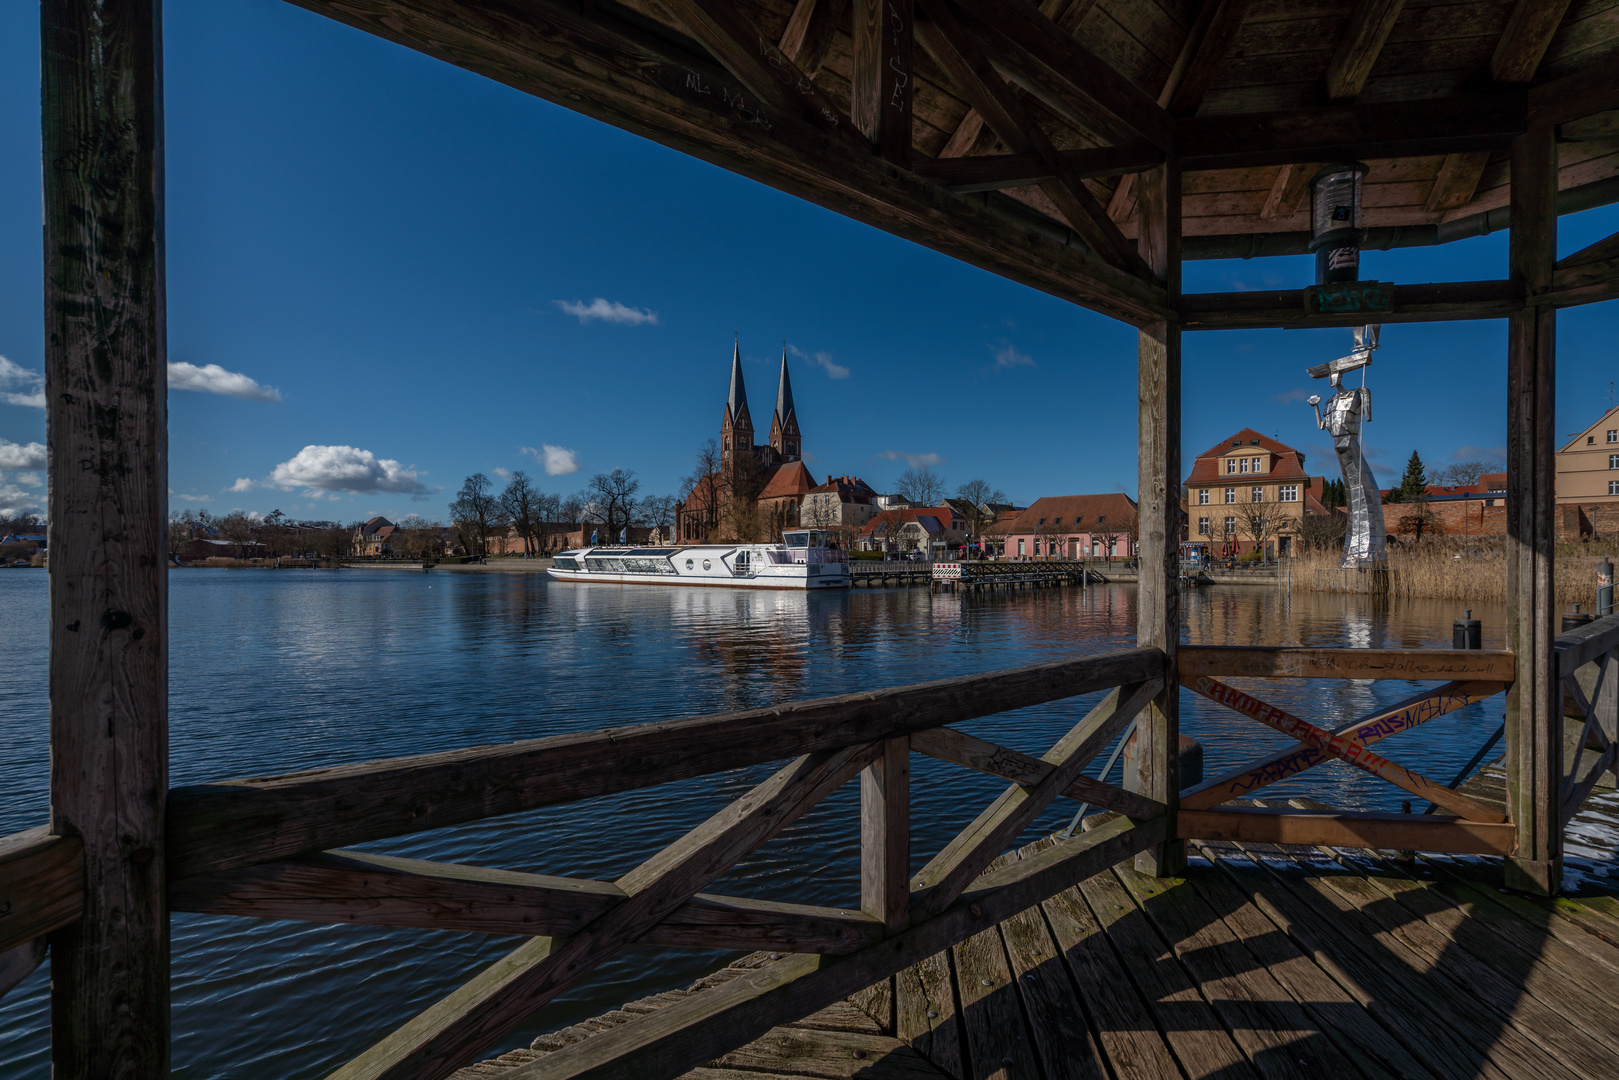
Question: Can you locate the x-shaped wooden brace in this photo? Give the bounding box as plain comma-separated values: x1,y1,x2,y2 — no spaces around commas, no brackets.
1562,652,1619,819
1182,674,1506,822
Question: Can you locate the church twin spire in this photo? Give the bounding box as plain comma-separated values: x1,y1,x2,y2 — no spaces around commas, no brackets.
721,337,799,466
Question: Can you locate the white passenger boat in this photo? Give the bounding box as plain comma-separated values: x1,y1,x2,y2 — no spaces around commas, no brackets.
547,529,850,589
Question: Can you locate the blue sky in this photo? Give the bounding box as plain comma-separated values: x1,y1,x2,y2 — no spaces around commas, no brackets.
2,0,1617,523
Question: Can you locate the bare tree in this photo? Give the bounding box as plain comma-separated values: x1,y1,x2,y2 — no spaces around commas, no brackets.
450,472,500,557
588,468,642,541
872,506,911,554
896,466,947,507
1034,517,1067,560
1298,510,1347,552
679,438,724,542
500,470,545,556
639,494,677,540
954,478,1007,549
1433,460,1502,487
1091,514,1123,562
1235,497,1288,558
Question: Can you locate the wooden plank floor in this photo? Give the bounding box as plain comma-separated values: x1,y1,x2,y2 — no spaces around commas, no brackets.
458,790,1619,1080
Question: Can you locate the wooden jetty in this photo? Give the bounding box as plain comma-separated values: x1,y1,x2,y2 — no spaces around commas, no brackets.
930,561,1096,593
14,0,1619,1077
850,563,936,587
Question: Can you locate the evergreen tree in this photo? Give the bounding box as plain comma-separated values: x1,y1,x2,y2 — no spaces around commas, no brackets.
1396,451,1428,503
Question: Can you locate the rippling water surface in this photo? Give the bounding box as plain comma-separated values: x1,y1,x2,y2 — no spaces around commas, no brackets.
0,569,1507,1077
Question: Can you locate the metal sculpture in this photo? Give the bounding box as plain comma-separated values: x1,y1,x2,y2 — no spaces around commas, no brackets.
1308,325,1387,566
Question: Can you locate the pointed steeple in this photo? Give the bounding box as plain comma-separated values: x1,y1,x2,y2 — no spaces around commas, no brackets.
774,346,796,429
726,337,749,424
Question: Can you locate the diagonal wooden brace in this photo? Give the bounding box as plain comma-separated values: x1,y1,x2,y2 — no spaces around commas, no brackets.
1181,679,1504,810
1184,675,1506,823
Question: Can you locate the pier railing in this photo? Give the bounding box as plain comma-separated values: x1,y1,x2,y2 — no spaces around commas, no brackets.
2,646,1171,1080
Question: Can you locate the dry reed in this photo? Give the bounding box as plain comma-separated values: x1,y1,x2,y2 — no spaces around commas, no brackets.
1291,537,1611,607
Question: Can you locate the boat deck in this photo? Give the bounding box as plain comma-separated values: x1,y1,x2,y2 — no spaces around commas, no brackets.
459,782,1619,1080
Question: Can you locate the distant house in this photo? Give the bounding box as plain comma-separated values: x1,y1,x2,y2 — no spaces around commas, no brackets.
994,494,1138,560
353,516,396,556
856,505,967,554
1184,428,1331,558
801,475,879,529
180,537,267,561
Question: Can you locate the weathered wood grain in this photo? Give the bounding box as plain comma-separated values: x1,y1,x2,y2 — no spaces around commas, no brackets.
0,827,84,955
1179,807,1516,855
911,143,1162,192
1178,645,1516,681
996,880,1107,1080
1178,278,1527,328
861,737,910,933
908,725,1164,818
330,744,877,1080
42,1,170,1075
852,0,913,162
169,848,885,952
1324,0,1406,103
1492,0,1575,83
500,813,1163,1080
895,951,964,1077
952,919,1039,1079
1554,610,1619,678
168,645,1160,879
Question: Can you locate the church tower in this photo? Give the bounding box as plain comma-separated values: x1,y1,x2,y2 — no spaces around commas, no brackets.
768,347,800,462
720,338,753,471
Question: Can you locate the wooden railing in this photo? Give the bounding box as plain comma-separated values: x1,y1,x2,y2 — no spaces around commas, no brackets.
1168,645,1521,856
1554,612,1619,829
2,646,1169,1080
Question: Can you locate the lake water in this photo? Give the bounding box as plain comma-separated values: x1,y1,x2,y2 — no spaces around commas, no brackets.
0,569,1509,1078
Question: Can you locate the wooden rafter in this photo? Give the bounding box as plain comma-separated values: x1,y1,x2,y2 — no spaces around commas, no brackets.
778,0,848,76
933,0,1067,163
1546,227,1619,306
1323,0,1406,105
914,0,1154,278
1109,0,1251,224
852,0,914,162
332,743,879,1080
912,143,1161,193
1258,161,1314,220
1430,0,1571,212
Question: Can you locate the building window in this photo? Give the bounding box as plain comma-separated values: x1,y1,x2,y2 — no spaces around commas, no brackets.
1224,517,1236,536
1037,517,1046,525
1610,430,1617,443
1198,516,1210,535
1610,455,1619,469
1198,489,1209,505
1224,488,1236,504
1251,457,1262,473
1611,481,1619,495
1226,459,1237,474
1252,487,1263,503
1590,437,1597,445
1279,484,1299,502
1054,517,1063,525
1018,539,1025,557
1239,458,1249,474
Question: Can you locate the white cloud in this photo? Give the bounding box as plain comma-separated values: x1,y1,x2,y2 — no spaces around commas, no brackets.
523,444,579,476
787,344,850,380
168,362,282,403
1453,445,1507,463
1271,388,1311,405
169,489,211,503
878,450,944,469
229,477,255,493
993,345,1035,370
268,445,429,497
553,298,659,326
0,483,42,518
0,438,46,471
492,466,512,480
0,356,45,409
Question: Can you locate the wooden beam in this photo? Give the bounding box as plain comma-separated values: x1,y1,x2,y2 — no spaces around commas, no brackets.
860,737,910,933
1178,808,1516,856
42,1,169,1075
852,0,914,163
1166,0,1251,118
1323,0,1406,105
506,812,1164,1080
1178,646,1515,682
659,0,857,144
1259,161,1314,220
1555,611,1619,678
169,848,884,952
908,725,1164,818
1177,94,1525,171
1180,680,1504,810
913,0,1154,278
1528,58,1619,128
912,143,1162,192
1505,121,1561,895
910,681,1161,921
1135,155,1182,879
285,2,1169,326
332,744,877,1080
779,0,849,76
1491,0,1573,84
1184,675,1507,822
0,827,84,955
1426,151,1492,212
1544,228,1619,308
1177,280,1525,330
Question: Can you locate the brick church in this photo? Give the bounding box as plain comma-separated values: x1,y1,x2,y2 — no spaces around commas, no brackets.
676,340,815,543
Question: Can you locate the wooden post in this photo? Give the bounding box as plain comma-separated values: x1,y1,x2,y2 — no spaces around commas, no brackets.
43,1,170,1074
1134,159,1184,877
1504,122,1560,895
852,0,913,165
861,737,909,931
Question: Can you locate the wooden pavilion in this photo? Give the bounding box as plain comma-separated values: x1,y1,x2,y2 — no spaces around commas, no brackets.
9,0,1619,1077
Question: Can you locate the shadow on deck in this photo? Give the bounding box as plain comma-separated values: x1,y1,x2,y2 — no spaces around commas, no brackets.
461,793,1619,1080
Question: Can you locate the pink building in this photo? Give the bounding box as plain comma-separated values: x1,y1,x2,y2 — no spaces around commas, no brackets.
988,493,1138,560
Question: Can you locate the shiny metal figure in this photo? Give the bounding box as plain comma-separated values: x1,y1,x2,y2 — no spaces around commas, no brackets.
1308,325,1387,567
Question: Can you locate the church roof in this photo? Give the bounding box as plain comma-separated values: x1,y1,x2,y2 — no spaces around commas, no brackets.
774,349,796,428
758,460,815,501
726,339,749,424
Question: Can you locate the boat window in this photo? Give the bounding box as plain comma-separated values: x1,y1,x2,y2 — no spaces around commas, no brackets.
784,531,809,548
685,558,694,569
553,556,579,571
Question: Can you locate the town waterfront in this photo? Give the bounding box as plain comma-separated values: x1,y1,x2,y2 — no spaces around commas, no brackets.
0,571,1512,1078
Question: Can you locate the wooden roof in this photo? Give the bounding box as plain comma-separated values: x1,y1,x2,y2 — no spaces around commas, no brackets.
290,0,1619,324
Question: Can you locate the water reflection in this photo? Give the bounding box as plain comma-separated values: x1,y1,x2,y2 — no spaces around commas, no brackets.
0,572,1505,1078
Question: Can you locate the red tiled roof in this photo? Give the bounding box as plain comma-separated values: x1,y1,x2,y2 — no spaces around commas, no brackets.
1001,493,1136,534
758,460,815,501
1185,428,1311,486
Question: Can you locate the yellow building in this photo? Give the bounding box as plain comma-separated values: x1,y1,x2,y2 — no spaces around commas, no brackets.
1557,404,1619,504
1184,428,1330,557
